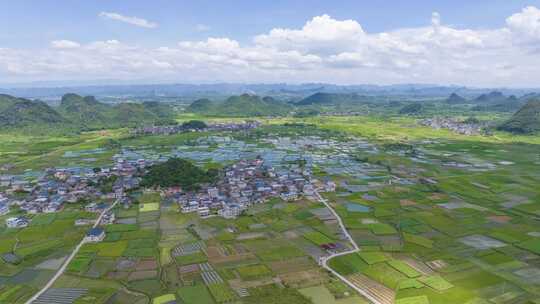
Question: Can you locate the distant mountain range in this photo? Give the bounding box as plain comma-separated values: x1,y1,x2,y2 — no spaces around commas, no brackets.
0,93,174,131
1,83,539,100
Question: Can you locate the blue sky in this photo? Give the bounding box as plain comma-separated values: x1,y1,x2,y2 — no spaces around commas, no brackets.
2,1,540,86
2,0,539,47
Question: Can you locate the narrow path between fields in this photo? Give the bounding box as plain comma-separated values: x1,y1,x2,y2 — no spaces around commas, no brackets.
315,191,386,304
25,200,119,304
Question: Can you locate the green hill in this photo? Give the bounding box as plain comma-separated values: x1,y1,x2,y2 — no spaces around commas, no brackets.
445,93,467,104
498,100,540,134
186,98,214,113
187,94,292,117
474,91,508,104
58,93,175,129
0,93,175,132
142,101,174,119
0,94,21,112
58,93,111,128
113,103,162,126
0,98,68,128
471,91,524,112
219,94,291,116
142,158,218,191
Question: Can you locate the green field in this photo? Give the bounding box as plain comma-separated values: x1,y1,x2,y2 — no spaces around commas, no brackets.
1,111,540,304
236,264,272,280
357,252,388,265
303,231,334,246
207,283,236,303
388,260,421,278
177,285,215,304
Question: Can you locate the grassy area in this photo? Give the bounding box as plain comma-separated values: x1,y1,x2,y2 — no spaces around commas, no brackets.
175,252,207,265
207,283,236,303
303,231,334,246
152,294,176,304
357,252,388,265
236,264,272,280
388,260,421,278
177,285,215,304
418,276,454,291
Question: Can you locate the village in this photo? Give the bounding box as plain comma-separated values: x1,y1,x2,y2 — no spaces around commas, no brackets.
0,127,502,234
169,157,336,219
418,116,488,135
0,156,143,230
132,121,261,136
0,130,423,232
0,148,336,234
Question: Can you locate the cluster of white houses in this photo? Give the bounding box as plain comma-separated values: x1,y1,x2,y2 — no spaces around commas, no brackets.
2,151,335,230
169,158,336,219
419,117,486,135
1,156,145,229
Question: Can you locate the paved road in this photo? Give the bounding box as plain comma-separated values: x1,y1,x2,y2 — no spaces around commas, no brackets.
315,192,384,304
26,200,119,304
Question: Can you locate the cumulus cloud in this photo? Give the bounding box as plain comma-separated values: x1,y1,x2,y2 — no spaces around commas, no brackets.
506,6,540,41
51,40,81,49
2,7,540,86
255,14,366,55
99,12,158,28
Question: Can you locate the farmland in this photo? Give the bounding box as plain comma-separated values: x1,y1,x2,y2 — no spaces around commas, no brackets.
0,114,539,304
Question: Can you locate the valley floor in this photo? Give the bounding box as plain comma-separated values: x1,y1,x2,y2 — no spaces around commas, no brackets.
1,116,540,304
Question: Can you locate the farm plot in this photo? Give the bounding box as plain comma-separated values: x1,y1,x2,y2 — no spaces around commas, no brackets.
33,288,88,304
303,231,334,246
299,285,367,304
152,294,176,304
388,260,421,278
418,275,453,291
516,238,540,254
268,257,316,274
358,251,388,265
177,285,215,304
395,295,429,304
172,241,206,257
139,192,161,213
236,264,272,280
244,239,306,261
207,283,237,303
347,273,395,304
459,235,506,250
279,268,327,287
175,251,207,265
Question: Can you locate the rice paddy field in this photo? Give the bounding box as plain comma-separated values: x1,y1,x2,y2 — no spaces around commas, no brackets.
1,115,539,303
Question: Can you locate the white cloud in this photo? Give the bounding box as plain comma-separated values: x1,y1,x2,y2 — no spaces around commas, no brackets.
99,12,158,28
255,14,366,55
195,24,211,32
506,6,540,40
51,40,81,49
3,7,540,86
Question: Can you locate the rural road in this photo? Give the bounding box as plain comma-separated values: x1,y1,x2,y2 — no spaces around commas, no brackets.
315,191,384,304
25,200,119,304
